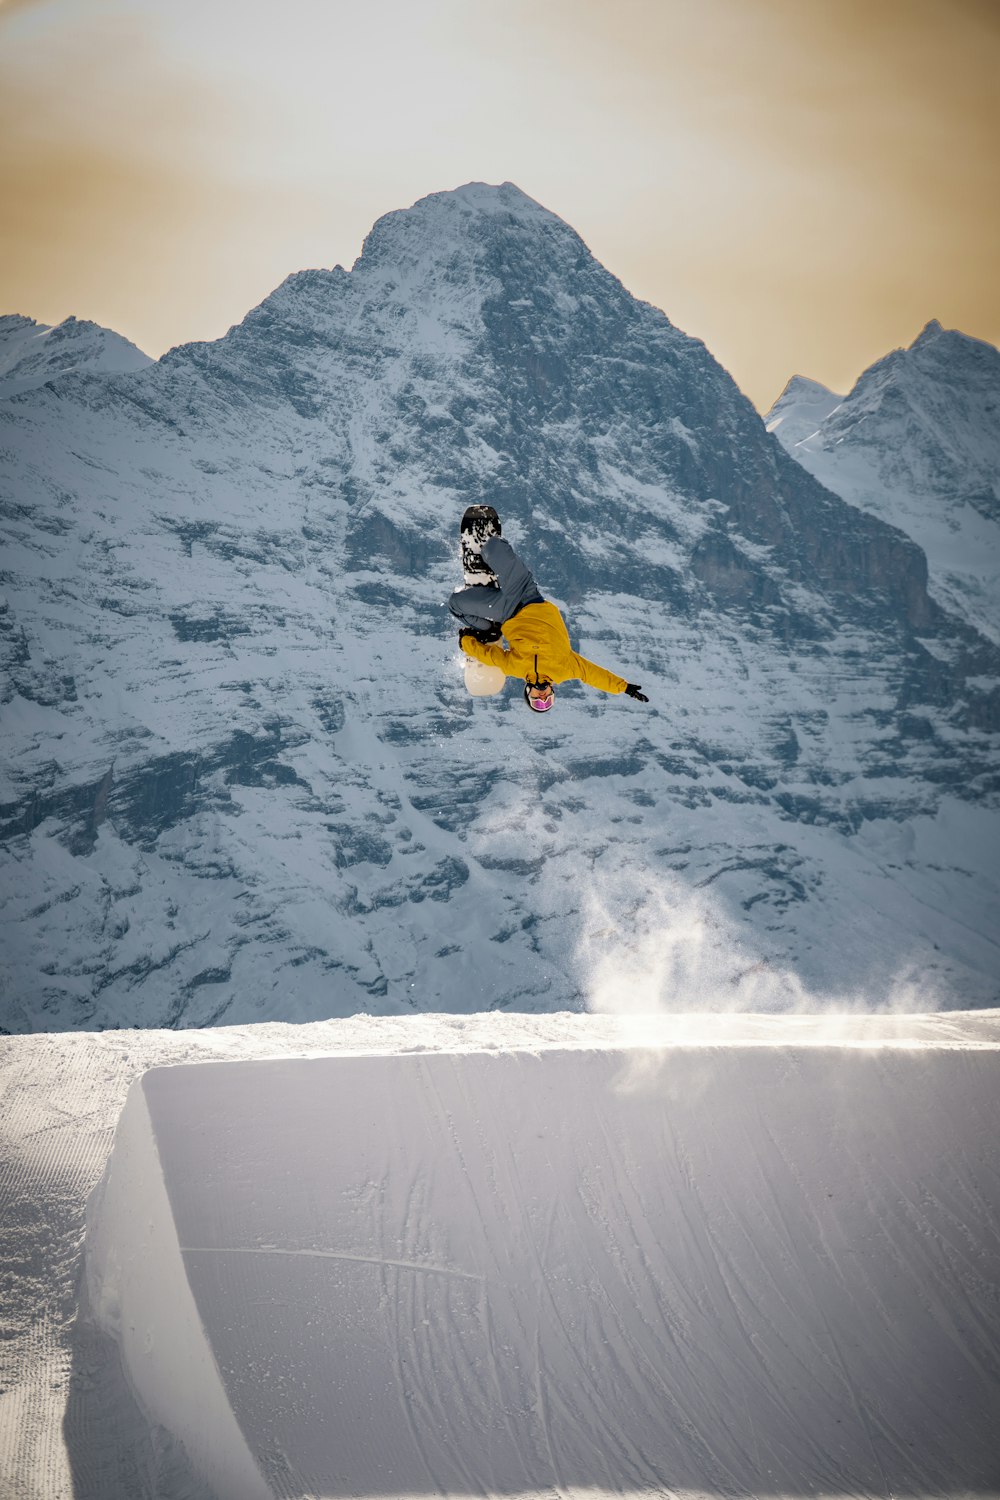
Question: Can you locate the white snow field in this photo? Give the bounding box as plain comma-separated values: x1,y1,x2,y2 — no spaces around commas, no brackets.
3,1014,997,1500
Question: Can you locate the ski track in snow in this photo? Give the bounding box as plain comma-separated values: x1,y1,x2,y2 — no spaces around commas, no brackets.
2,1010,999,1499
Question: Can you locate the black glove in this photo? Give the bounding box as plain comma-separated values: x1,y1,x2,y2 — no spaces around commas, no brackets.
625,683,649,702
460,622,501,646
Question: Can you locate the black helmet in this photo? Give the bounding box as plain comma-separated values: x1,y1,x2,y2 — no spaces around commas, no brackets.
524,680,555,713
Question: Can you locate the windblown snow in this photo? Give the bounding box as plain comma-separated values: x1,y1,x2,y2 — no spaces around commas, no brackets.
3,1013,997,1500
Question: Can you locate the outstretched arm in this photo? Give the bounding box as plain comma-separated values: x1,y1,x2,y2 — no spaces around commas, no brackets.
460,634,523,677
571,652,628,695
570,654,648,701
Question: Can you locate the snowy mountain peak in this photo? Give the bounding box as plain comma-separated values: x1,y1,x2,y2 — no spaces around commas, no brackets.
776,374,837,401
851,320,997,402
765,375,843,447
354,180,589,281
767,322,1000,640
912,318,945,348
905,320,1000,383
426,179,550,218
0,313,152,399
372,179,558,238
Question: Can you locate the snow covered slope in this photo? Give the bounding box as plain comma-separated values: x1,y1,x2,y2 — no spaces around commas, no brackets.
0,315,151,400
3,1012,998,1500
79,1033,1000,1499
766,322,1000,642
764,374,844,448
2,184,999,1029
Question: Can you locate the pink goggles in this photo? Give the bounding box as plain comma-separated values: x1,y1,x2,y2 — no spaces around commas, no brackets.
527,690,554,711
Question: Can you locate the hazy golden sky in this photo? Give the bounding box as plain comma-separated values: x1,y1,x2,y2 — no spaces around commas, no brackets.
2,0,997,409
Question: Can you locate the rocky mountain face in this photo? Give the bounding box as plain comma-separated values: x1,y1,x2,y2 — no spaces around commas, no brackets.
2,183,998,1031
0,314,151,400
766,321,1000,643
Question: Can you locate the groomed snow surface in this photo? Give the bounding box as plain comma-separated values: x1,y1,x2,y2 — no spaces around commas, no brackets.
48,1015,1000,1499
3,1013,999,1499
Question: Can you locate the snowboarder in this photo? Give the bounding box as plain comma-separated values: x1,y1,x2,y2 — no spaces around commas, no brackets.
450,506,649,713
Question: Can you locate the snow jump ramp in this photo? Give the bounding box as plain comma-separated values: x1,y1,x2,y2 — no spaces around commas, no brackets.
83,1040,1000,1498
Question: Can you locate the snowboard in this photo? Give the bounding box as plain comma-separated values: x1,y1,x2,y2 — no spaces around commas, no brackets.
460,504,501,587
459,506,505,697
